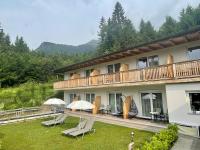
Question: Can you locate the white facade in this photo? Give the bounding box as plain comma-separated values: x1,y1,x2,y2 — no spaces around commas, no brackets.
61,39,200,128
166,82,200,126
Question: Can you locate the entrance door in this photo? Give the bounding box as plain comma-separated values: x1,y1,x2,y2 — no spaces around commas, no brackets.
141,92,163,118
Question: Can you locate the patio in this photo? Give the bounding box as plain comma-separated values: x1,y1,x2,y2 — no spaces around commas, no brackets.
65,110,167,132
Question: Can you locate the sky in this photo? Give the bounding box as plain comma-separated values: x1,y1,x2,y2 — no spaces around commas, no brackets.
0,0,200,49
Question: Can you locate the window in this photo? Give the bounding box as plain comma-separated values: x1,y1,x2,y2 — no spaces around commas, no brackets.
107,63,121,73
69,72,77,78
85,69,94,77
187,46,200,60
148,55,159,67
69,93,76,103
109,93,122,113
86,93,95,103
138,57,148,68
137,55,159,69
189,92,200,112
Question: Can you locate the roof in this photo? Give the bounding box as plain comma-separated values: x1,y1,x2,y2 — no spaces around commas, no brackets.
54,26,200,73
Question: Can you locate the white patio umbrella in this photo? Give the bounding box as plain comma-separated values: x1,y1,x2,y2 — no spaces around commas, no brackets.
142,94,156,100
66,100,94,110
44,98,66,114
67,100,94,120
44,98,66,105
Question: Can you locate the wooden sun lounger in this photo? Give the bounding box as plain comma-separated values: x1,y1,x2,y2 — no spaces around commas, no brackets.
62,119,87,135
41,114,68,126
68,118,95,137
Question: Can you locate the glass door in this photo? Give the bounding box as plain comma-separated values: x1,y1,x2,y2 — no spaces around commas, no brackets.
116,93,123,112
109,93,122,113
141,93,151,117
114,63,121,82
109,93,115,113
141,92,163,118
152,93,163,114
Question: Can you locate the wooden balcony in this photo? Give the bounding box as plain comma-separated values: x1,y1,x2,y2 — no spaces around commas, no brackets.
54,59,200,90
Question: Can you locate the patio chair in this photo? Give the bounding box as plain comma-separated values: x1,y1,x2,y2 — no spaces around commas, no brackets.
62,119,87,135
68,117,95,137
128,100,138,118
41,114,68,126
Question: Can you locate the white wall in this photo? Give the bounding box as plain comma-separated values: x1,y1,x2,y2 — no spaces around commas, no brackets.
64,84,167,118
166,83,200,126
64,40,200,78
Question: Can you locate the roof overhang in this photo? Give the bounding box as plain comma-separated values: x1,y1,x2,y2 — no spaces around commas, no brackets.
54,26,200,73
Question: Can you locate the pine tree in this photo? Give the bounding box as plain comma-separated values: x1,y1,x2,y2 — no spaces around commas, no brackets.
139,19,157,43
14,36,29,52
98,2,138,54
159,16,178,37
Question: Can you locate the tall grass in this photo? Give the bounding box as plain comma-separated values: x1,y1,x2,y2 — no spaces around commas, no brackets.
0,82,61,110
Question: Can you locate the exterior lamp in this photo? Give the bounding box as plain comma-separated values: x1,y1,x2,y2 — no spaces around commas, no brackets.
131,131,134,142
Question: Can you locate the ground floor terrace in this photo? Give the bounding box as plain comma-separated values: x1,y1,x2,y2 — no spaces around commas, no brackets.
63,82,200,136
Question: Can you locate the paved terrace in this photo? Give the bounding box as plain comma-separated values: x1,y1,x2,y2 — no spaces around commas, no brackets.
65,110,167,133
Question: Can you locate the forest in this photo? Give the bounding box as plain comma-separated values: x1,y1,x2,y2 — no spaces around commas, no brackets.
0,2,200,109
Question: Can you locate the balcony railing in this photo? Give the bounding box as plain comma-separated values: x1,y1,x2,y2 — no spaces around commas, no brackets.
54,59,200,89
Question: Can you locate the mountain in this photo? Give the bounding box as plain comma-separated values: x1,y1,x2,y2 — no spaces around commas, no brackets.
36,40,98,55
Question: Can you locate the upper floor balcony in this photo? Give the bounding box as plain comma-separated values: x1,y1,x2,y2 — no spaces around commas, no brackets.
54,59,200,90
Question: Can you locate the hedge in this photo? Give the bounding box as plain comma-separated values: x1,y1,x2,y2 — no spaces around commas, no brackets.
140,124,178,150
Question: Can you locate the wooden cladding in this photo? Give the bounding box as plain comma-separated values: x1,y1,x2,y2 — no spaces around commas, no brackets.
54,59,200,89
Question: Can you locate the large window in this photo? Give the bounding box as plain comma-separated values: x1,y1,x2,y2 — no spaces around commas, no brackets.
85,69,94,77
137,55,159,69
109,93,122,113
188,46,200,60
86,93,95,104
107,63,121,74
189,92,200,112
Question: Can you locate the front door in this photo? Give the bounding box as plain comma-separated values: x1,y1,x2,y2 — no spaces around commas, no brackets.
141,92,163,118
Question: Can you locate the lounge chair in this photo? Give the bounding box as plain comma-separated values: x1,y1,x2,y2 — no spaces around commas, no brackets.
68,117,95,137
62,119,87,135
41,114,68,126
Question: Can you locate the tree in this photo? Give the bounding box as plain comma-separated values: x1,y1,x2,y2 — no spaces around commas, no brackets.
159,16,178,37
98,2,138,54
139,19,157,43
14,36,29,52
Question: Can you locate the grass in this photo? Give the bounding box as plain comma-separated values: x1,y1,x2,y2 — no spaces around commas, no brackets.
0,117,154,150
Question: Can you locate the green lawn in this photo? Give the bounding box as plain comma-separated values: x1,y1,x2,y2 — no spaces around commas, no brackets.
0,117,154,150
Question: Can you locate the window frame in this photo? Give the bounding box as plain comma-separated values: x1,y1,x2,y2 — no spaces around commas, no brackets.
107,63,121,74
85,69,94,77
85,93,95,104
187,46,200,60
186,91,200,113
137,55,159,69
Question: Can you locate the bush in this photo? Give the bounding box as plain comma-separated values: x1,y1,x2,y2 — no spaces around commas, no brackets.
0,139,2,150
140,124,178,150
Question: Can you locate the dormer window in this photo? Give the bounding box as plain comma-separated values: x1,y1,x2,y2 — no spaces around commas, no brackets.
187,46,200,60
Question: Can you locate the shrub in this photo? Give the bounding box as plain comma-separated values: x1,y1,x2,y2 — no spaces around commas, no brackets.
140,124,178,150
0,139,2,150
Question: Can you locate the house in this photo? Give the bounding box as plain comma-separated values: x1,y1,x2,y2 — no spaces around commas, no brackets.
54,27,200,130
